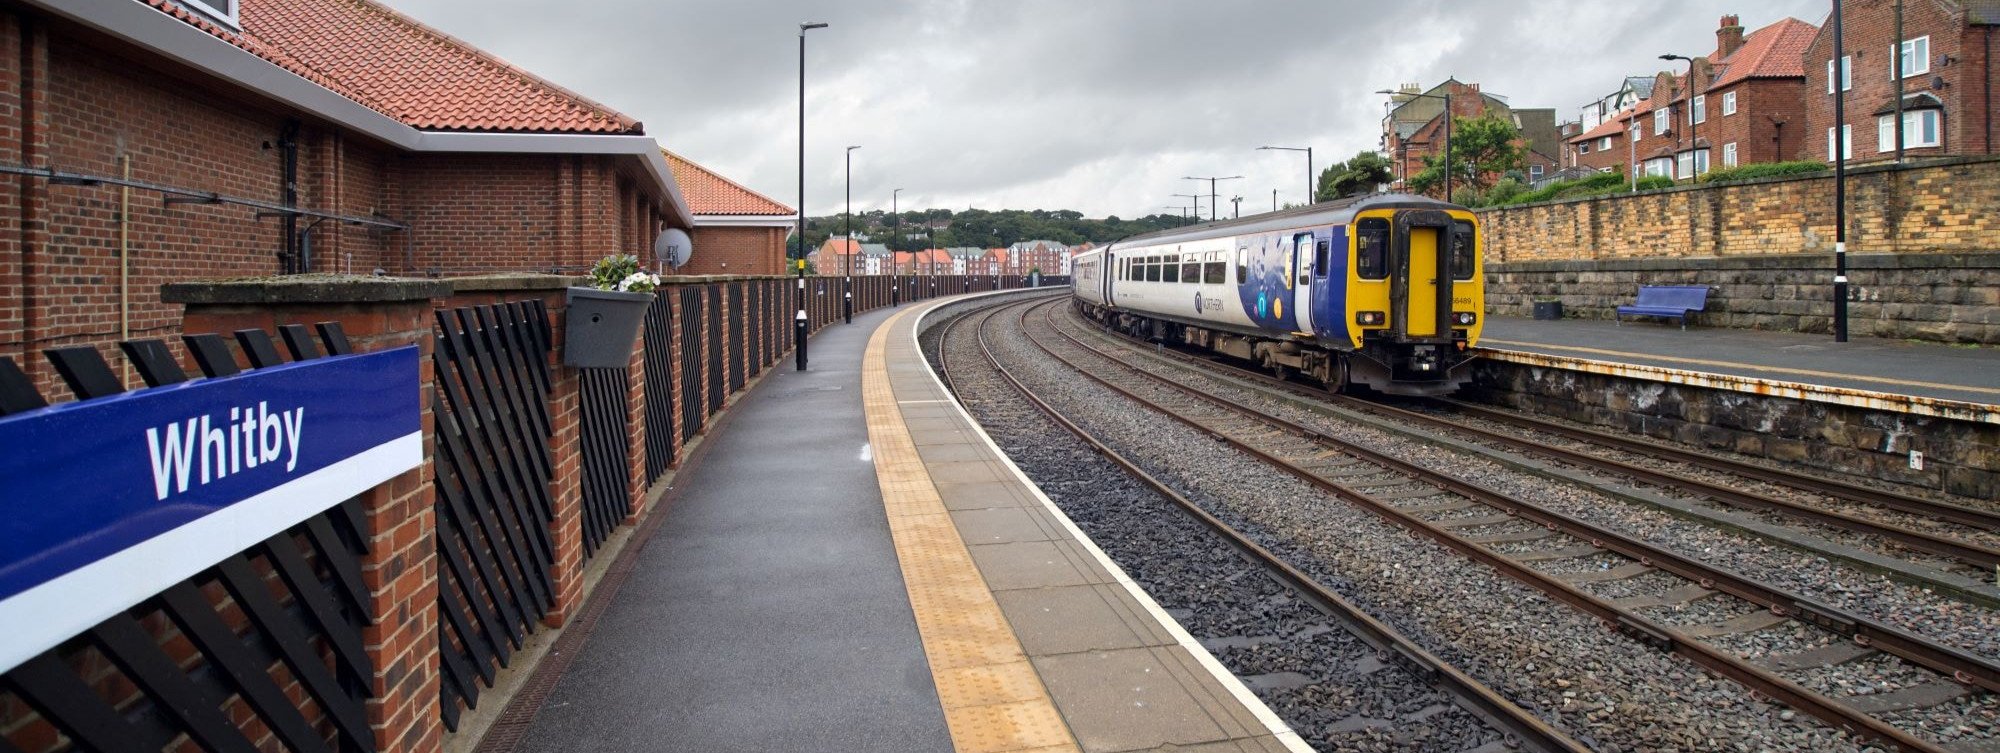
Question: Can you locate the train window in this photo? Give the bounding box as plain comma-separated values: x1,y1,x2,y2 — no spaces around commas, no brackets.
1145,257,1161,282
1203,261,1226,284
1162,259,1180,283
1356,218,1389,280
1314,239,1331,277
1450,221,1476,280
1181,260,1199,283
1235,247,1248,283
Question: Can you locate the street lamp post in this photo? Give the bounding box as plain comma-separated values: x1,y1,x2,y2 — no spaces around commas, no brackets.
891,187,903,305
1271,189,1279,212
796,21,827,371
1184,175,1242,224
1256,146,1313,203
1661,54,1699,255
1378,89,1452,200
1172,194,1204,225
1230,195,1241,219
844,144,858,324
1832,0,1849,342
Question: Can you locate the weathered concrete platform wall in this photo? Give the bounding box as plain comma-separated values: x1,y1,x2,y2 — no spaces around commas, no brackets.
1485,252,2000,343
1465,360,1998,500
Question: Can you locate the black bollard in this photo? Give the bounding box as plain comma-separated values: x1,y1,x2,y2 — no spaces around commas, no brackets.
795,309,808,371
843,289,852,324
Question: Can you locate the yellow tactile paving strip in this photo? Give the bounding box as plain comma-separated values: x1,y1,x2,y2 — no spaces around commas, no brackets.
863,307,1083,753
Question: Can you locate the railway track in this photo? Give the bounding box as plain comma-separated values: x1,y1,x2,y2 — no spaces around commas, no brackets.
1017,297,1997,752
933,294,1589,752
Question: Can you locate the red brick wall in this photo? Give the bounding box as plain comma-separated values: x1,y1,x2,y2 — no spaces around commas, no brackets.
1803,2,2000,162
1705,78,1812,165
678,225,786,276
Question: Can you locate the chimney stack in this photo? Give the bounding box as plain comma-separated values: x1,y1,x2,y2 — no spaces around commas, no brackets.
1717,14,1745,59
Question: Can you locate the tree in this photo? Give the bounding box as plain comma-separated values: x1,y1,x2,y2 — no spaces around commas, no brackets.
1407,113,1526,199
1315,151,1394,201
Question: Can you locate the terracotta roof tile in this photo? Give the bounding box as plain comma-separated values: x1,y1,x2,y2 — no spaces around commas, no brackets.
1713,17,1818,89
664,151,794,216
144,0,640,134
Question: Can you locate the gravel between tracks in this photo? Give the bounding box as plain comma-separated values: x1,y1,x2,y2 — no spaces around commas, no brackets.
935,296,1867,753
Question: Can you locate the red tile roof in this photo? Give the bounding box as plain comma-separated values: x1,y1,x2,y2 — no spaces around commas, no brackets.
1713,17,1818,88
144,0,640,134
664,151,796,216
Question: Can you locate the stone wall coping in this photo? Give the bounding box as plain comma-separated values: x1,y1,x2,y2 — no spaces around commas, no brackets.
445,273,582,293
1477,155,2000,214
162,274,452,305
1490,251,2000,273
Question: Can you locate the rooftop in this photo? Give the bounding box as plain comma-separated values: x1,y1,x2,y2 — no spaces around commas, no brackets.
664,151,795,216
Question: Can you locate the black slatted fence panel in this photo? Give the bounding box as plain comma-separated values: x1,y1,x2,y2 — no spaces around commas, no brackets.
642,294,676,483
706,284,724,415
0,327,376,753
744,283,761,380
677,287,705,440
432,302,556,731
727,284,745,391
577,367,631,558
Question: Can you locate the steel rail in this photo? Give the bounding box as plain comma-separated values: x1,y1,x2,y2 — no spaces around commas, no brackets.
1030,299,1963,752
951,296,1590,753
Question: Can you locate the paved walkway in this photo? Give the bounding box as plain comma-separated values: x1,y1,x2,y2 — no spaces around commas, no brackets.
1483,316,2000,406
511,303,953,753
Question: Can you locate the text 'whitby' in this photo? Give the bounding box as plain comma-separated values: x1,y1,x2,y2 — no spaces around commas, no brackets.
145,403,305,501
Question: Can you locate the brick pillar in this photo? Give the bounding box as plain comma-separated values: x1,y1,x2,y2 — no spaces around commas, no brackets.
163,275,451,753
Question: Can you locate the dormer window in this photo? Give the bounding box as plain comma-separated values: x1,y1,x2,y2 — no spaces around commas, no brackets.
173,0,239,28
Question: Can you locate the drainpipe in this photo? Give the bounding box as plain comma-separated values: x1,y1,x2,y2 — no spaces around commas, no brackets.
1987,26,1994,154
119,155,130,386
278,121,300,273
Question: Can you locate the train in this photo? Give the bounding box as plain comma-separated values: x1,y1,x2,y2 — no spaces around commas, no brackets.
1071,193,1483,396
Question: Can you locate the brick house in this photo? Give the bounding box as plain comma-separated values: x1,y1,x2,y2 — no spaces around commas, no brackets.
1381,80,1561,191
1007,239,1067,275
663,150,794,276
2,0,691,390
1804,0,2000,163
1571,15,1818,179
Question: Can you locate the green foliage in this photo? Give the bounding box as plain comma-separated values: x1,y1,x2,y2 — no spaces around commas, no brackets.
1407,114,1528,198
1316,151,1394,201
1474,169,1673,208
1697,160,1829,185
587,254,658,292
800,207,1186,253
1482,177,1527,206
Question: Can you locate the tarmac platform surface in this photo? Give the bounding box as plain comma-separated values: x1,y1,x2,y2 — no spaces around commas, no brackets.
1481,315,2000,407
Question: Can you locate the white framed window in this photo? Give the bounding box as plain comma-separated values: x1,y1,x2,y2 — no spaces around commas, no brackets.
1644,157,1675,177
1599,136,1613,150
1691,95,1707,124
175,0,239,27
1827,124,1853,160
1722,91,1737,116
1723,142,1738,167
1653,108,1670,135
1676,149,1709,179
1631,122,1641,143
1895,36,1932,78
1878,109,1943,150
1579,141,1591,154
1530,164,1544,181
1827,56,1852,93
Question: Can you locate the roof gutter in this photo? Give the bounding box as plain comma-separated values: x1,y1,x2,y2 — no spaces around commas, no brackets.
21,0,694,227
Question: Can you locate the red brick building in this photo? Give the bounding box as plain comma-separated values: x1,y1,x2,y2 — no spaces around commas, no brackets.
1803,0,2000,163
2,0,692,390
1381,80,1561,192
664,150,793,276
1570,15,1817,178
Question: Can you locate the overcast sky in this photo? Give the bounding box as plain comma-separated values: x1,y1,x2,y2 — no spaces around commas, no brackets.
385,0,1827,219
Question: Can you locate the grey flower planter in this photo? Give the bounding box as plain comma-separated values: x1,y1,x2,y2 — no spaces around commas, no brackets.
563,287,653,368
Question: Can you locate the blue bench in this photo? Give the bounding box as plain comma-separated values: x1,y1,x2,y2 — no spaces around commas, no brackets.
1615,285,1710,330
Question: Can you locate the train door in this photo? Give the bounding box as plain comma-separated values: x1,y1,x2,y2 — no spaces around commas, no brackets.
1290,233,1315,334
1395,210,1453,338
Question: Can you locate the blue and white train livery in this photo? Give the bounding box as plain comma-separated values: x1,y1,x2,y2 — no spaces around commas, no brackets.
1071,193,1483,395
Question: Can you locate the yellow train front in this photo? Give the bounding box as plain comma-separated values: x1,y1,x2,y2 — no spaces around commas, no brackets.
1072,194,1484,395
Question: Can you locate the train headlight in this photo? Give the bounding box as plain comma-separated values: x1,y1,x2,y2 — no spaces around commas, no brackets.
1355,311,1386,326
1452,312,1477,326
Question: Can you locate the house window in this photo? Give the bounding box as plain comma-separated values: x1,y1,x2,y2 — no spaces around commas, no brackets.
1653,108,1670,135
1631,122,1641,143
176,0,239,27
1896,36,1932,78
1676,149,1709,179
1723,142,1738,167
1879,109,1943,150
1827,55,1852,93
1529,164,1544,182
1722,91,1737,116
1827,124,1853,160
1599,136,1613,150
1644,157,1675,177
1579,142,1591,154
1692,95,1706,124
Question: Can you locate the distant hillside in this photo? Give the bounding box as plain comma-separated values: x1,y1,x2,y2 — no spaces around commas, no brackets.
786,207,1188,254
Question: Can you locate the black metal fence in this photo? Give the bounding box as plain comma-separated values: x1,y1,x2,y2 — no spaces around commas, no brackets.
431,303,557,731
0,325,376,753
705,284,724,416
642,294,676,485
677,287,705,443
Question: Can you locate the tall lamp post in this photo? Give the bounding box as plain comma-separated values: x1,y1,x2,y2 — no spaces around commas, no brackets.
844,144,859,324
1184,175,1241,224
1256,146,1313,203
1831,0,1849,342
1172,194,1204,225
891,187,903,305
796,21,827,370
1378,89,1452,200
1661,54,1699,255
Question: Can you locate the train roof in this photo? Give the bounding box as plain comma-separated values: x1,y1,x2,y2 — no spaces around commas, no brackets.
1107,193,1463,249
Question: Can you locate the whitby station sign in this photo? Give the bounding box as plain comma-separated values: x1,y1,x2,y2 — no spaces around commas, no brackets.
0,347,422,671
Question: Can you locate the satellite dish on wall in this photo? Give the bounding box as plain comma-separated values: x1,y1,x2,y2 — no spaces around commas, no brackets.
655,228,694,268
